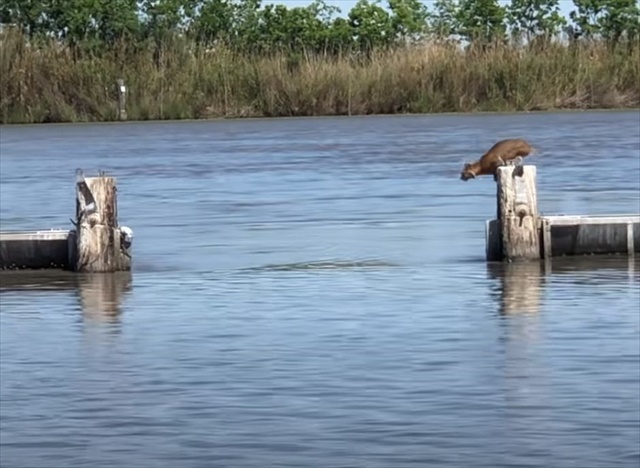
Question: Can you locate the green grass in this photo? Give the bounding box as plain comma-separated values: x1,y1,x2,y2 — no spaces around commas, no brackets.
1,30,638,124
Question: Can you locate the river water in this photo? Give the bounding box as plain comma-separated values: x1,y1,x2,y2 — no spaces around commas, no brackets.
0,111,639,468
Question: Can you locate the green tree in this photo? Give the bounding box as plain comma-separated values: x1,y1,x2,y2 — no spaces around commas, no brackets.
596,0,640,42
570,0,640,42
0,0,56,38
456,0,507,43
1,0,140,46
93,0,141,44
307,0,341,24
388,0,429,41
140,0,195,40
507,0,567,43
427,0,461,40
348,0,394,51
231,0,262,52
255,4,325,52
570,0,608,37
190,0,238,45
288,2,337,52
56,0,97,44
325,16,355,53
307,0,351,52
32,0,140,50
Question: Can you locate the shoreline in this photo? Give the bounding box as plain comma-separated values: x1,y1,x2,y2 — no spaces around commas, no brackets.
2,107,638,128
4,36,637,127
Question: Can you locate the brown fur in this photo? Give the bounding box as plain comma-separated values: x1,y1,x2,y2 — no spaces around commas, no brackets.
460,138,535,181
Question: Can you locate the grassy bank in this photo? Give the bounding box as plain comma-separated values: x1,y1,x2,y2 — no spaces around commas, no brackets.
1,31,639,124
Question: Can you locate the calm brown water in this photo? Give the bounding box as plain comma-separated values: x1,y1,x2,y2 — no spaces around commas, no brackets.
1,111,639,468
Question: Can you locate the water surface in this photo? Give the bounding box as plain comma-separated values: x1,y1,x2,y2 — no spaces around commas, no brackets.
1,111,639,468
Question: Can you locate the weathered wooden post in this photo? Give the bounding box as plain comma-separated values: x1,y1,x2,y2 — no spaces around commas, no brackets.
496,165,540,261
75,169,132,273
116,78,127,121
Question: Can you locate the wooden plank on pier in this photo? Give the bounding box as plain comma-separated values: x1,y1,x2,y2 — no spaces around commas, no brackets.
0,230,72,270
543,216,639,258
542,215,640,226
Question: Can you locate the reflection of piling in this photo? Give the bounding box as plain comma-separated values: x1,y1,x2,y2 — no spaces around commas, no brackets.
542,255,640,281
487,261,544,315
487,256,640,315
78,272,133,323
486,165,639,262
0,270,133,324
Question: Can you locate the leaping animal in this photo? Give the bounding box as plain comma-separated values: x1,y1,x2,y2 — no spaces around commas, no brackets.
460,138,536,181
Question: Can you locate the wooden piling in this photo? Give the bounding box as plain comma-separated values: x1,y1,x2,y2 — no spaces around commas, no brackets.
116,78,127,121
496,165,540,261
75,170,131,273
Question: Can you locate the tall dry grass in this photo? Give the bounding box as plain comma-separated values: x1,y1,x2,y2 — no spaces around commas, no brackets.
1,30,638,124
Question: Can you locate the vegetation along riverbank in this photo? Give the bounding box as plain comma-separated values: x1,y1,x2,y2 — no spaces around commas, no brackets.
1,0,639,124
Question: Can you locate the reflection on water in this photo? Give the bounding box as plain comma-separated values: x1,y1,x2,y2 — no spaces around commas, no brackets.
77,272,132,324
487,256,640,316
1,111,639,468
0,270,132,325
544,255,640,282
487,261,545,315
488,256,640,465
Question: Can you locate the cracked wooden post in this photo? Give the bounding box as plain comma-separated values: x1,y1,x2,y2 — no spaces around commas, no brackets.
496,165,540,261
75,170,132,273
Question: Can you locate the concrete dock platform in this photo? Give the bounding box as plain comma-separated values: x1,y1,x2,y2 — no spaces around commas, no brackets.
0,230,74,271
